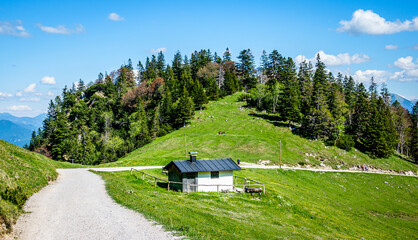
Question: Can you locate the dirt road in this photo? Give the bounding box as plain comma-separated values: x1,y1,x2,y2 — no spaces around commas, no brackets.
12,169,177,240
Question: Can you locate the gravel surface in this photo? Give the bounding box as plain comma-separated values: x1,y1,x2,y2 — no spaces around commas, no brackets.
12,169,178,240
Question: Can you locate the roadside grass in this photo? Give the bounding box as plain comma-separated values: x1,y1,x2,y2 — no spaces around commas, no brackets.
102,94,417,172
97,168,418,239
0,140,83,235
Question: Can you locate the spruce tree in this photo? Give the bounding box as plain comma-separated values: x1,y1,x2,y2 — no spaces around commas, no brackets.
191,78,207,109
279,57,301,127
364,97,395,158
174,87,194,127
350,83,370,150
223,48,232,62
172,51,183,80
207,77,219,100
223,70,236,95
410,102,418,162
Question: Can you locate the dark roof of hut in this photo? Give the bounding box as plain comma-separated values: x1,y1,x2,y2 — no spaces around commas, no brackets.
163,158,241,173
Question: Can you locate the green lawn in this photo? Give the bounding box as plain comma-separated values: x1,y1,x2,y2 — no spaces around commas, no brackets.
0,140,83,235
102,94,417,172
97,168,418,239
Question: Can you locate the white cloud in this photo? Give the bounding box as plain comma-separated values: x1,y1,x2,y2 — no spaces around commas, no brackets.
16,91,23,97
150,48,167,53
353,70,391,84
413,44,418,50
391,56,418,82
295,50,370,66
19,97,40,102
7,105,32,111
0,20,30,37
40,76,56,85
385,44,398,50
24,83,36,92
108,13,124,21
338,9,418,35
394,56,417,70
38,24,85,34
0,92,13,97
47,91,55,97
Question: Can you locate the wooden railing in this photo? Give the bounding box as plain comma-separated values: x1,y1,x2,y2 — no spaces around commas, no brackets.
130,168,265,194
233,175,265,194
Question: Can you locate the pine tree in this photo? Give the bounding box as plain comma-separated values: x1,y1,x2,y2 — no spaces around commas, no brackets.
279,57,301,127
207,77,219,100
302,54,334,140
172,51,183,80
297,60,313,116
410,102,418,162
350,83,370,150
191,78,207,109
174,87,194,127
364,97,396,158
236,49,256,90
267,50,284,81
150,108,160,139
156,51,166,77
223,48,232,62
343,76,355,125
223,70,236,95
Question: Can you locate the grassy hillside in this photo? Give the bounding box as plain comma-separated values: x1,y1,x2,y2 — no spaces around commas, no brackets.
0,140,80,235
98,169,418,239
103,93,417,172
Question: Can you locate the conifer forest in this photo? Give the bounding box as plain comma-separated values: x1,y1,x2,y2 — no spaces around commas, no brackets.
27,49,418,165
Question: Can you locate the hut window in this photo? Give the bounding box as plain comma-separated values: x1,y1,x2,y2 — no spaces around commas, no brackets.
211,171,219,179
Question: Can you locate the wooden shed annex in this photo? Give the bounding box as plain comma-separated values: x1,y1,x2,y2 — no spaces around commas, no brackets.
163,152,241,193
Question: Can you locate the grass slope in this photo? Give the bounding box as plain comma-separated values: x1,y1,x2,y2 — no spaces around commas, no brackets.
0,140,80,234
103,93,417,172
98,169,418,239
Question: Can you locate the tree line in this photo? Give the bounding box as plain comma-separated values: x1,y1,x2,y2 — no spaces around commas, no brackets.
26,48,418,164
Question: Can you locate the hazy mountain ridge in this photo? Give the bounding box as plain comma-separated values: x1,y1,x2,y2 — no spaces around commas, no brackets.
0,113,46,147
390,93,417,112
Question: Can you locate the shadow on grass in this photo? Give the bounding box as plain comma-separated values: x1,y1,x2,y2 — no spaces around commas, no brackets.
249,113,302,135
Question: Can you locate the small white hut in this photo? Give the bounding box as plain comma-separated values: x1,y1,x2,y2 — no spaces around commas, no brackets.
163,152,241,192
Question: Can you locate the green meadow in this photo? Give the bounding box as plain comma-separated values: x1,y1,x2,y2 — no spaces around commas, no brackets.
98,168,418,239
102,94,417,173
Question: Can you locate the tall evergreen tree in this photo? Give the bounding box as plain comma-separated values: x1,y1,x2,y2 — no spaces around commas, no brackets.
172,51,183,80
174,87,194,127
236,49,256,90
410,102,418,162
350,83,370,150
156,51,166,77
364,97,396,158
223,48,232,62
279,57,301,127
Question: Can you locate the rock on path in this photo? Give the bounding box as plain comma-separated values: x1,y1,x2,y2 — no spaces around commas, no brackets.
13,169,177,240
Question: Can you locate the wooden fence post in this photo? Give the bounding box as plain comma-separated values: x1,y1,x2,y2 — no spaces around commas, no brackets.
217,185,219,194
243,178,247,193
154,178,157,187
263,184,265,194
142,172,145,180
168,182,170,191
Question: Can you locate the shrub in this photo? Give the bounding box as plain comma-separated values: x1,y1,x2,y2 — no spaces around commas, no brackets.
336,134,355,151
0,186,28,209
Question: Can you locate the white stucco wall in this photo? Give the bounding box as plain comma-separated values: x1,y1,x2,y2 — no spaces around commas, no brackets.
196,171,234,192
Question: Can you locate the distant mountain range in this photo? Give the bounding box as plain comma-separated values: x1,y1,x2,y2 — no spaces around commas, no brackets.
390,93,417,112
0,113,46,147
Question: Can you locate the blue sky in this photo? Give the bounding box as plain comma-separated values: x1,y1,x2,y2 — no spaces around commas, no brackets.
0,0,417,117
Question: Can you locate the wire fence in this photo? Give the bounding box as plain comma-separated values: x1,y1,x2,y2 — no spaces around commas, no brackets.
130,168,265,194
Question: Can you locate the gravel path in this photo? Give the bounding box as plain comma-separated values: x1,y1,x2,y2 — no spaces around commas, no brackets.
12,169,178,240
